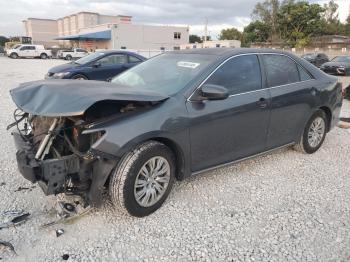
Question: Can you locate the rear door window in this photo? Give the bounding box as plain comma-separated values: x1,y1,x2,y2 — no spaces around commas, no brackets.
98,54,127,66
263,54,300,87
204,55,262,95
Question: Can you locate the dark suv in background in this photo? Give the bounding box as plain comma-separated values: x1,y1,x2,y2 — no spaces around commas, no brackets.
301,53,329,67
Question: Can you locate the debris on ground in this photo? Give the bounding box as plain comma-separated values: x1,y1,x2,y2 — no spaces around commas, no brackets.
56,229,64,237
0,241,17,255
41,201,92,228
14,186,36,192
0,212,30,230
337,121,350,129
62,254,69,260
0,182,5,187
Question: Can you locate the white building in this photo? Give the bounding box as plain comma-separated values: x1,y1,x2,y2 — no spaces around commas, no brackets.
23,11,189,51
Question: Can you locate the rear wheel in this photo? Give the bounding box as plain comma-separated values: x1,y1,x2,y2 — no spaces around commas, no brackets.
294,110,327,154
40,53,48,59
71,74,88,80
66,55,72,60
109,141,175,217
10,52,18,59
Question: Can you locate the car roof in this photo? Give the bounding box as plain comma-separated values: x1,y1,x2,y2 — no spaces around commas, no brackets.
95,50,146,59
170,47,292,58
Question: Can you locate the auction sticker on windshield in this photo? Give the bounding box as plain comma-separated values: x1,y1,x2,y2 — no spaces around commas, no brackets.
177,61,200,69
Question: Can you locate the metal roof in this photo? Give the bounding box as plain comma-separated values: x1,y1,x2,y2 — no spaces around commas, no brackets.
55,30,111,40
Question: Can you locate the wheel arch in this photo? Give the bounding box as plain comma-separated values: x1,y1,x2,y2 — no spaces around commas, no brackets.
71,73,89,80
151,137,186,181
319,106,332,132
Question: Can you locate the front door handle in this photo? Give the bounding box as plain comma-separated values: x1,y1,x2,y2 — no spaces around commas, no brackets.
257,98,268,109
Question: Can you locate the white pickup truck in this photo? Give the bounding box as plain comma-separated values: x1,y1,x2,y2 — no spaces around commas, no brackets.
6,44,52,59
57,48,88,60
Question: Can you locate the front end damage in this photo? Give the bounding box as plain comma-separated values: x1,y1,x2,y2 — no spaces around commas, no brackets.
8,80,169,206
9,101,150,207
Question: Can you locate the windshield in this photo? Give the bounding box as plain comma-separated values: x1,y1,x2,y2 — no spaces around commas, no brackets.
332,56,350,63
12,44,21,49
111,53,213,95
75,52,105,64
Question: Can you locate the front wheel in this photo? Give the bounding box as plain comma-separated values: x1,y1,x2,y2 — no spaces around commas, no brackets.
71,74,88,80
109,141,175,217
294,110,327,154
40,53,48,59
10,52,18,59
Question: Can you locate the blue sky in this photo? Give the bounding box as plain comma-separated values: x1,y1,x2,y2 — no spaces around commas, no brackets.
0,0,348,38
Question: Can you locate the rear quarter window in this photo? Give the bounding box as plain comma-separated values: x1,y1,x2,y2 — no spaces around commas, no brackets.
263,54,300,87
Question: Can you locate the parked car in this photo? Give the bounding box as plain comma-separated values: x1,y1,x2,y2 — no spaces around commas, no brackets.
45,50,146,81
57,48,88,60
8,48,343,217
301,53,329,67
320,56,350,76
6,44,52,59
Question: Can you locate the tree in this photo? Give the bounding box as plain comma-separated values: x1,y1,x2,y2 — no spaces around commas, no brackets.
277,1,325,47
219,28,242,40
324,0,338,23
252,0,280,42
346,10,350,36
241,21,270,47
322,0,345,35
0,36,9,47
189,34,202,43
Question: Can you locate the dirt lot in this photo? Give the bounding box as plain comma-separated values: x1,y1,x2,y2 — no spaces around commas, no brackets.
0,56,350,261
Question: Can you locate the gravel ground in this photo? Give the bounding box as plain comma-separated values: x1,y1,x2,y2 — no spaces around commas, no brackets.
0,56,350,261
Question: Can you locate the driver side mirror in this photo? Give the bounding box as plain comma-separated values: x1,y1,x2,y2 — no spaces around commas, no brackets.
199,84,229,100
93,61,101,68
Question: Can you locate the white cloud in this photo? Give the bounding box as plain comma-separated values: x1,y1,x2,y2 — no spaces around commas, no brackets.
0,0,348,38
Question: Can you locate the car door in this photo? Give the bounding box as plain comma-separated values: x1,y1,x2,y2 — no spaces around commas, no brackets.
18,46,29,57
29,46,37,57
186,54,271,172
262,54,316,149
89,54,128,80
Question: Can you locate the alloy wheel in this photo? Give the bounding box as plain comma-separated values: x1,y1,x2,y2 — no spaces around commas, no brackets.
134,156,171,207
307,117,325,148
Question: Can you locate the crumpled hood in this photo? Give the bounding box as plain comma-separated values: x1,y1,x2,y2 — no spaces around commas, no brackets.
10,79,169,117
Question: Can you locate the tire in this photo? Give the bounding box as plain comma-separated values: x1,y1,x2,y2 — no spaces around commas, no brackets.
66,55,72,60
109,141,175,217
71,74,88,80
10,52,18,59
294,110,327,154
40,53,48,59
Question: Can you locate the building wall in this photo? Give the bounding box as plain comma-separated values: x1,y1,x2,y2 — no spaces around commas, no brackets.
112,24,189,50
23,18,58,46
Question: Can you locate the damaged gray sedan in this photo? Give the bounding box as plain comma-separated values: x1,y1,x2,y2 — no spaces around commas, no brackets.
8,48,342,217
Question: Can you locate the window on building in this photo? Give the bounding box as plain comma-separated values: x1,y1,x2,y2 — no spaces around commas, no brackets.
174,32,181,39
173,46,180,50
98,54,127,66
120,46,127,49
160,47,165,51
263,54,300,87
204,55,262,96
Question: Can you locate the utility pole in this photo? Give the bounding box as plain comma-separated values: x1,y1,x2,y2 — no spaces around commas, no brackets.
204,17,208,44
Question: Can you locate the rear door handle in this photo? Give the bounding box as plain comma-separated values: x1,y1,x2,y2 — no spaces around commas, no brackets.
257,98,268,109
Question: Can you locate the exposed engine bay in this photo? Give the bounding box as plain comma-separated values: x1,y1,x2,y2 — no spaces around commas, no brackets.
9,101,152,206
